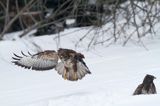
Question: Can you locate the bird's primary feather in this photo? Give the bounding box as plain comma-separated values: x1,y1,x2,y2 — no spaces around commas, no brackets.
12,50,58,70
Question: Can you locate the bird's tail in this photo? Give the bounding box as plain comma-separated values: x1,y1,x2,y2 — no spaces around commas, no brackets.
55,62,91,81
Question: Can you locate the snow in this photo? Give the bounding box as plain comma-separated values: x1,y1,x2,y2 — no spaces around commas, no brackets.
0,27,160,106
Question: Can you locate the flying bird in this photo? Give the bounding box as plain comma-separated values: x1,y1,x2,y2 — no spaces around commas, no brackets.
12,48,91,81
133,74,157,95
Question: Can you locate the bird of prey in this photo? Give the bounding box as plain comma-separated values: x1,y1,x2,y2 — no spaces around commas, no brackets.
12,48,91,81
133,74,157,95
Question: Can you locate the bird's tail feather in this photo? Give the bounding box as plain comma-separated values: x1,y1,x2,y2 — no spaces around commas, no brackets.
56,62,64,75
55,62,91,81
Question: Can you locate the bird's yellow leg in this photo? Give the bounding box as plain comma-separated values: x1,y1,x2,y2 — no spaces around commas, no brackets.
63,67,68,80
63,71,67,80
73,64,78,80
73,72,77,80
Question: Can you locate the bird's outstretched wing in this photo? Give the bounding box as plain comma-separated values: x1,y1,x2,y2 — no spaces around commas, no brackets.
12,50,58,70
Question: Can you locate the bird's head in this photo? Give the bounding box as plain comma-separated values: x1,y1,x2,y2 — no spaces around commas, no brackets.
57,48,78,60
57,48,70,60
143,74,156,84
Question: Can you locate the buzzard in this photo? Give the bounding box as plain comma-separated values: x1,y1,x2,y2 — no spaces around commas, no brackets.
133,74,157,95
12,48,91,81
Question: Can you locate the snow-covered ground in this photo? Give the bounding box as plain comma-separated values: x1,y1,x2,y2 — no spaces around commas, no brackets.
0,28,160,106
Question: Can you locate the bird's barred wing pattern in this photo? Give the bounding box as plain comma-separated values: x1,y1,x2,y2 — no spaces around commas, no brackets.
11,48,91,81
12,50,58,70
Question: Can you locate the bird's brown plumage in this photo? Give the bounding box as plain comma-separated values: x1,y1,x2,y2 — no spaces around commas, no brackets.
56,48,91,81
133,74,156,95
12,48,91,81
